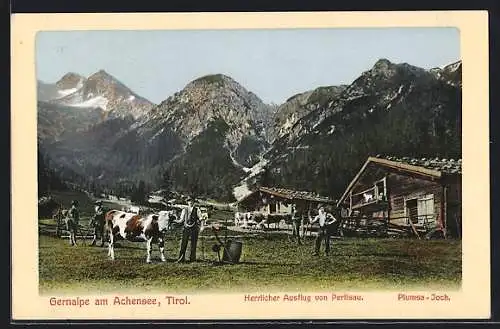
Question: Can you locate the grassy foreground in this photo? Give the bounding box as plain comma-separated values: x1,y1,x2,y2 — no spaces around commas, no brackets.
39,229,462,295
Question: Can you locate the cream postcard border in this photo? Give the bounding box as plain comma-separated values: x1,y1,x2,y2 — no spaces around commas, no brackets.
11,11,490,320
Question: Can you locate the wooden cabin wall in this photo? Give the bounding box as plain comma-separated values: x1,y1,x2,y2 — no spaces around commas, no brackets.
371,210,389,219
387,172,443,227
278,202,293,214
256,204,269,214
445,176,462,238
250,201,293,215
446,177,462,204
239,186,336,217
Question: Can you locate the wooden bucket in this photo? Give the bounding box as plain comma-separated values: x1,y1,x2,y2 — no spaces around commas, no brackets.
222,240,243,264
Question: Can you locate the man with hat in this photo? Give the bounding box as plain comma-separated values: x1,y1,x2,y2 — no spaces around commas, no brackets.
90,200,106,247
67,200,80,246
309,205,337,256
176,196,203,263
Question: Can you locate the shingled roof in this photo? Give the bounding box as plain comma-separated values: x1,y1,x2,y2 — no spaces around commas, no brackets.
375,155,462,175
258,186,336,203
238,186,336,205
337,155,462,207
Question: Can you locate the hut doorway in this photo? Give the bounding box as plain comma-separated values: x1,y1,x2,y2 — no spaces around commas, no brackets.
269,203,276,214
405,194,435,226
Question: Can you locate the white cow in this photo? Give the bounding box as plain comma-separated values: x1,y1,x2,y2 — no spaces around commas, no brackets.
234,212,251,226
127,205,141,214
234,211,261,229
234,212,244,226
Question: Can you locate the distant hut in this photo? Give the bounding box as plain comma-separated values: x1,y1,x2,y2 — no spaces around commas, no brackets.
237,186,336,216
336,155,462,238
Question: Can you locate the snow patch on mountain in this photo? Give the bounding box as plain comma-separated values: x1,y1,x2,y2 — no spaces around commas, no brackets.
232,157,269,200
72,96,109,110
233,183,252,201
229,149,251,172
57,87,79,98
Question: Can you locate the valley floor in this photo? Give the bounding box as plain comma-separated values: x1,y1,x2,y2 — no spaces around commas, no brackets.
38,224,462,294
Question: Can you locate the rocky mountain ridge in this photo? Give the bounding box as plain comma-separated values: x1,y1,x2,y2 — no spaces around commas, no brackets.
38,58,462,202
269,85,348,143
39,70,156,120
137,73,272,167
247,58,462,199
38,72,275,200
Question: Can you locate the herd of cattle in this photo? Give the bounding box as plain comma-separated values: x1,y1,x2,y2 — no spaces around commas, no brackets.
51,203,211,263
233,211,322,237
234,211,290,230
47,200,329,263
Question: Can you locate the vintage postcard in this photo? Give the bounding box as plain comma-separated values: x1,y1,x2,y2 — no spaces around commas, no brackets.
11,11,490,321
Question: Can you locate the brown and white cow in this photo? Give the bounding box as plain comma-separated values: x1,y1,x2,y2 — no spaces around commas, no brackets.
104,209,176,263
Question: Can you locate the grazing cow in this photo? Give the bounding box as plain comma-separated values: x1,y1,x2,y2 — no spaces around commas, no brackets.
158,210,178,230
52,207,69,221
234,212,240,226
234,211,256,228
125,205,141,214
234,212,245,226
104,210,174,263
263,214,282,229
52,207,69,236
199,207,209,222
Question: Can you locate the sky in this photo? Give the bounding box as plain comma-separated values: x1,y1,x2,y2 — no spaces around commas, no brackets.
36,28,460,105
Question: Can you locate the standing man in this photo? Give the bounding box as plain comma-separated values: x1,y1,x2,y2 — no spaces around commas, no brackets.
176,197,203,263
309,205,337,256
291,204,303,245
90,200,106,247
67,200,80,246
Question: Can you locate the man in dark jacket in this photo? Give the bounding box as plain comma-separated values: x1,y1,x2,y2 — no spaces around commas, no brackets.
67,200,80,246
176,197,203,263
90,200,106,247
291,204,303,245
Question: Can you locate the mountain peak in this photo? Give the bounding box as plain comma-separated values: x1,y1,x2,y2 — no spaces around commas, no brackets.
367,58,428,81
429,60,462,87
190,73,236,87
88,69,118,82
442,60,462,73
84,70,134,98
373,58,393,67
367,58,399,79
42,68,154,119
56,72,85,89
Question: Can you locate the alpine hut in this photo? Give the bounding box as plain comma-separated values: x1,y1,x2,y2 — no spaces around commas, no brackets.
336,155,462,239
